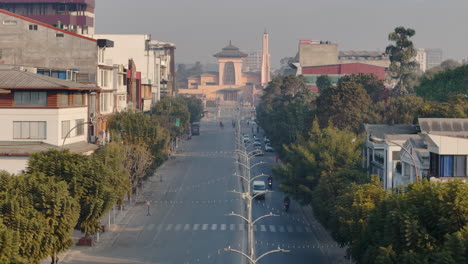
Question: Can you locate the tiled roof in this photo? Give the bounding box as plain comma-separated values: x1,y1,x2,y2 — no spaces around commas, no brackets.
364,124,419,139
214,42,248,58
0,69,98,90
0,141,99,156
418,118,468,137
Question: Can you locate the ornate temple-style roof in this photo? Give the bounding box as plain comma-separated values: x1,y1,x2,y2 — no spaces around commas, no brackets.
214,41,248,58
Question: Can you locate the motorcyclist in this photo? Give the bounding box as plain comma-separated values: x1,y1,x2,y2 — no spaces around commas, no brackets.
219,121,224,129
283,196,291,211
267,176,273,189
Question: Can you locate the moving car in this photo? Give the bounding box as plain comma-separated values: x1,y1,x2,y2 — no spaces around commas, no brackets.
264,143,274,152
191,123,200,136
243,134,250,143
252,180,266,199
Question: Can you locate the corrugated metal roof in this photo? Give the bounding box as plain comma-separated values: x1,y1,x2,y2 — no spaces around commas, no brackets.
0,69,97,89
0,141,99,156
364,124,419,139
418,118,468,137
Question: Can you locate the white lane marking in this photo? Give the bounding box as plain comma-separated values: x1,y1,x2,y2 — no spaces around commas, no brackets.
202,224,208,230
166,224,173,231
193,224,200,231
147,224,155,231
269,225,276,232
278,226,285,232
230,224,235,231
175,224,182,231
184,224,190,231
287,225,294,232
253,225,258,231
211,224,217,231
260,225,266,232
220,224,226,231
239,224,245,231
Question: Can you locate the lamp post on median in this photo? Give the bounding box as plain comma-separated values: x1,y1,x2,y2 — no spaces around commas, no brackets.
224,246,290,264
369,135,420,184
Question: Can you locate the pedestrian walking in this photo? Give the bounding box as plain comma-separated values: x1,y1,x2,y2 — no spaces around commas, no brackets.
275,154,279,163
146,201,151,216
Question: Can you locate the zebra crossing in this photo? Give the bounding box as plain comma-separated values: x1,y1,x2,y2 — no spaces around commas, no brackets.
137,223,314,234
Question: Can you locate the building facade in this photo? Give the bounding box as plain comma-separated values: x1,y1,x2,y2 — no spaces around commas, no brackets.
0,0,95,34
426,48,443,69
415,48,427,72
0,68,99,174
0,9,97,83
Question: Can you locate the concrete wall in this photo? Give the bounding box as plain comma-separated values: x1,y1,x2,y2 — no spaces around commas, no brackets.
428,134,468,155
299,43,339,67
0,156,29,175
0,107,88,146
0,12,97,80
339,59,390,68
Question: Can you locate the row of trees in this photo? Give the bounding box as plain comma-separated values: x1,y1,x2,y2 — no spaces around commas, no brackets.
257,27,467,263
0,95,203,263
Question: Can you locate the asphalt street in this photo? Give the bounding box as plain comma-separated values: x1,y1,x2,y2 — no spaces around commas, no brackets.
60,113,345,264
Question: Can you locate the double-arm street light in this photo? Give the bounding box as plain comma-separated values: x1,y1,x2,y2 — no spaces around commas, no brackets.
369,135,420,183
224,246,290,264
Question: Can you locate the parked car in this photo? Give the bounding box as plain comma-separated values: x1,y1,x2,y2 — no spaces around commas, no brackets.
264,137,270,144
253,146,264,156
253,139,262,147
243,134,250,143
264,143,274,152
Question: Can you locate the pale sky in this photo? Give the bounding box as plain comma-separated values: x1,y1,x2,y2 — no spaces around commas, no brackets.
96,0,468,68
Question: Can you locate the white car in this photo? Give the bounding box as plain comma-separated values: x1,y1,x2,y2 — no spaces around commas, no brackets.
253,146,264,156
243,134,250,143
252,180,266,199
264,143,274,152
253,139,262,147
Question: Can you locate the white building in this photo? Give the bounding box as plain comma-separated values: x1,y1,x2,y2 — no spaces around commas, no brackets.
415,48,427,72
0,68,99,174
87,34,176,102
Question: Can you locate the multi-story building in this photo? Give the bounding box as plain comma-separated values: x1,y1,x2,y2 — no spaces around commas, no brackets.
426,48,443,69
414,48,427,72
243,51,262,72
0,67,99,174
0,0,95,34
86,34,177,102
0,8,97,83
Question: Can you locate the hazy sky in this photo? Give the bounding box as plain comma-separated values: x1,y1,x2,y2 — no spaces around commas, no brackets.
96,0,468,68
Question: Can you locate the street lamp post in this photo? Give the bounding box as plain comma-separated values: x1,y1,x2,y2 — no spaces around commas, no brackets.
369,136,420,183
62,121,94,148
224,246,290,264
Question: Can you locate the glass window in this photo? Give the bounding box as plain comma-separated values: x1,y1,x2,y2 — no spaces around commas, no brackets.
74,92,83,105
61,120,70,139
14,91,47,106
59,92,68,106
13,121,46,139
440,155,454,177
75,119,85,136
454,156,467,177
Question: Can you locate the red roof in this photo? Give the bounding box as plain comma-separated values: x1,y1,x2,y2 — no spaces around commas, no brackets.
302,63,386,80
0,9,96,42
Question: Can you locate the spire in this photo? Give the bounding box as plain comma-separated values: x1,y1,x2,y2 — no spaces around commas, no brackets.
229,40,232,46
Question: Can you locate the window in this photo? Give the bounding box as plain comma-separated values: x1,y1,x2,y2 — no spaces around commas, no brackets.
100,70,109,88
74,92,83,105
13,121,46,139
3,20,17,25
61,120,70,139
14,91,47,106
56,33,64,38
28,24,38,31
99,48,105,64
59,92,68,106
100,93,111,113
439,155,467,177
75,119,85,136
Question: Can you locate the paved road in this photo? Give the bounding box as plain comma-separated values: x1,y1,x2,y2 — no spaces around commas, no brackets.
61,116,345,264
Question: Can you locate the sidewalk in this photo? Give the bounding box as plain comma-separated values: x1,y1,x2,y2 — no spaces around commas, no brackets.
41,140,187,264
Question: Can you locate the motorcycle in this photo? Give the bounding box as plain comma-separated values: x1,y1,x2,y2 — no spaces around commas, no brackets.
268,180,272,189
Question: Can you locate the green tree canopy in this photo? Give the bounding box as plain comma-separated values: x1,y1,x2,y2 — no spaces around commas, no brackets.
385,26,419,95
315,75,332,92
415,64,468,102
316,79,371,133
